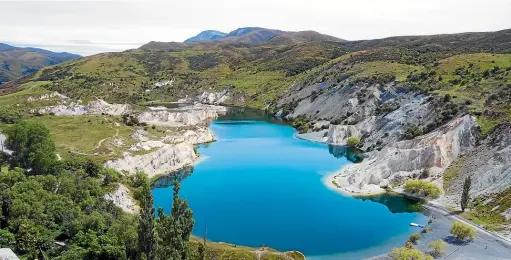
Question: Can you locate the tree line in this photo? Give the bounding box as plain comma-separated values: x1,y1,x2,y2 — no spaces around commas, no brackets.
0,121,204,259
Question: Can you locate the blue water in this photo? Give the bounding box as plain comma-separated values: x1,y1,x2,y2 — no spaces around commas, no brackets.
152,120,427,259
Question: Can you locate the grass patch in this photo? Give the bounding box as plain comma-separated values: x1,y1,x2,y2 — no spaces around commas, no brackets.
443,157,465,191
461,188,511,231
24,115,134,161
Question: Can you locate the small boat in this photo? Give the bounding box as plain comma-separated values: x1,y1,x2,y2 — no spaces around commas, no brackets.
410,223,425,228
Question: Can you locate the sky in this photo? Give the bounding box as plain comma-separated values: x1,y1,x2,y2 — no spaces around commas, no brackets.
1,0,511,56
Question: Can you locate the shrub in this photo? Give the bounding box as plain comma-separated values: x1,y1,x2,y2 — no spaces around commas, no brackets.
391,247,432,260
429,240,446,257
408,233,421,244
403,180,441,198
346,136,360,147
451,221,476,241
419,168,430,179
0,107,23,124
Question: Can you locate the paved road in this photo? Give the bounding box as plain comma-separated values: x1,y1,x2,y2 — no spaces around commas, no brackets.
416,205,511,260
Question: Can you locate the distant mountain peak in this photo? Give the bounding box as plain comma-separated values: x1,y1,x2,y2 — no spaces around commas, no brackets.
184,30,227,43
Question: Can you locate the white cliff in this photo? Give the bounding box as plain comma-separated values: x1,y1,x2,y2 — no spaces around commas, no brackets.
33,98,130,116
331,115,479,195
327,117,376,145
105,142,197,178
138,104,225,127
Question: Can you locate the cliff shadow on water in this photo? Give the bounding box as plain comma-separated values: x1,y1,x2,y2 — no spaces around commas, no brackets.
328,145,364,163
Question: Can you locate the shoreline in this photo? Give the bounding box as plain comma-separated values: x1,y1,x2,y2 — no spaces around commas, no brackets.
322,167,388,197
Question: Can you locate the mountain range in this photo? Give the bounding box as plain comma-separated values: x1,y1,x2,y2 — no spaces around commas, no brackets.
183,27,345,44
0,43,80,85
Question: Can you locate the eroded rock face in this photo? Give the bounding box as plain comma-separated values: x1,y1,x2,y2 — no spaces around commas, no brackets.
447,124,511,197
104,184,139,214
138,104,225,127
105,142,197,177
33,98,130,116
163,127,216,145
332,115,479,194
327,117,376,145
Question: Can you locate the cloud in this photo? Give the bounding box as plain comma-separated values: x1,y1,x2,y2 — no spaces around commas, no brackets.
1,0,510,56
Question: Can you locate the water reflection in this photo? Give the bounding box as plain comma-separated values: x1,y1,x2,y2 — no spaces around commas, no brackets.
358,194,422,214
328,145,363,163
152,167,194,188
218,107,284,125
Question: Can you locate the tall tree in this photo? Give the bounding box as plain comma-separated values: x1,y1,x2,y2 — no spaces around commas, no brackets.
5,121,57,175
156,180,194,260
138,182,156,260
461,176,472,212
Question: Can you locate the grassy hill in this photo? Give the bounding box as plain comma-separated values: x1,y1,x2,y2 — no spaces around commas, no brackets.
0,43,80,85
22,28,509,113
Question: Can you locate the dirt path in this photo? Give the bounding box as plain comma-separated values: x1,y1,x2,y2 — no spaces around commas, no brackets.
88,128,119,152
73,126,120,156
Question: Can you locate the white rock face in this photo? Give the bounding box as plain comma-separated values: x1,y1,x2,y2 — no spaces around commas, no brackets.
197,90,231,104
27,92,68,102
33,99,130,116
105,142,197,177
327,117,376,145
163,127,216,145
154,80,173,88
466,124,511,196
138,104,225,127
333,115,478,195
104,184,139,214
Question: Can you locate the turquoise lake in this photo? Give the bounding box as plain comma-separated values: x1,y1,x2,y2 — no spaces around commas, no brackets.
152,115,427,259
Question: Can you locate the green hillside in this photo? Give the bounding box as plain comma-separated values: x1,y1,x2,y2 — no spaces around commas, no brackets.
0,43,80,85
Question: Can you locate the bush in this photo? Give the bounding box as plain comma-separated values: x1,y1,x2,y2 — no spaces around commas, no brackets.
346,136,360,147
391,247,433,260
429,240,445,257
0,107,23,123
403,180,441,198
419,168,430,179
408,233,421,244
451,221,476,241
0,229,15,247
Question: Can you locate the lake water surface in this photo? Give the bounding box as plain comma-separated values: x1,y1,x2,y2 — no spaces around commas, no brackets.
152,117,427,259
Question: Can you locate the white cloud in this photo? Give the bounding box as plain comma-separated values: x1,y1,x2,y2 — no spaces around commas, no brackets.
1,0,510,56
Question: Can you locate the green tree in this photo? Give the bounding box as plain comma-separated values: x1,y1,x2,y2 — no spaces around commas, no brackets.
15,219,52,258
451,221,476,241
5,121,57,175
429,240,445,257
403,180,441,198
0,229,15,247
460,176,471,212
156,180,194,260
139,182,156,260
346,136,360,147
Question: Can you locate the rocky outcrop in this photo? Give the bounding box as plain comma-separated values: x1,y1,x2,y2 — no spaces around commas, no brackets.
327,117,376,145
27,91,68,102
33,98,130,116
129,127,215,152
105,142,197,177
138,104,225,127
332,115,479,194
178,90,245,105
197,90,231,104
104,184,139,214
446,124,511,197
163,127,215,145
